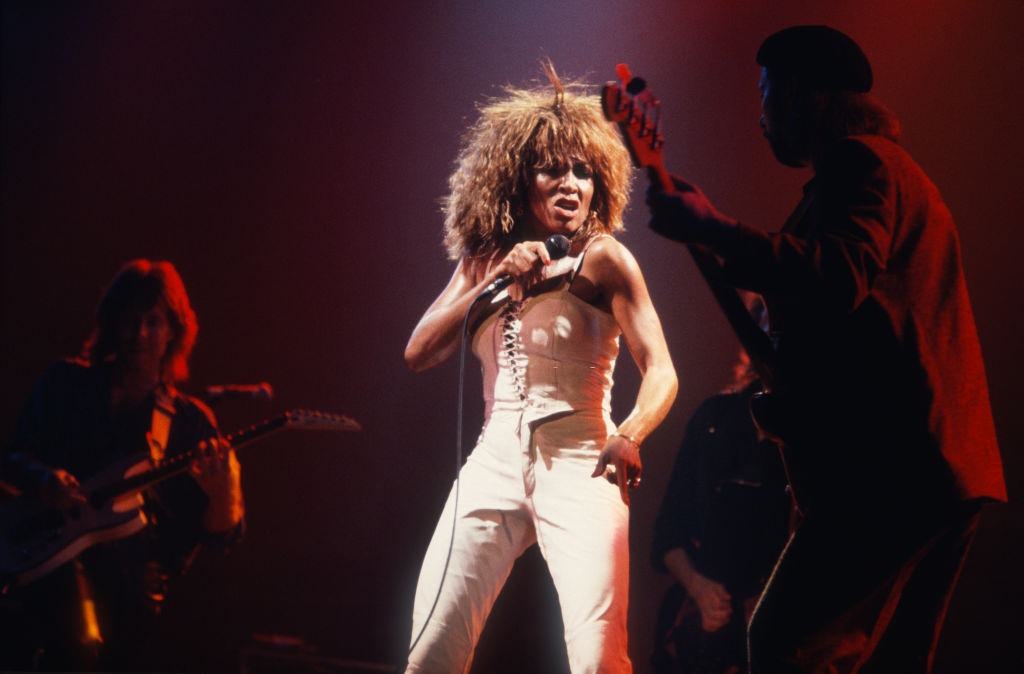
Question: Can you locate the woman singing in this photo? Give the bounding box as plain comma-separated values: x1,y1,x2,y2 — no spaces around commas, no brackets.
404,65,678,674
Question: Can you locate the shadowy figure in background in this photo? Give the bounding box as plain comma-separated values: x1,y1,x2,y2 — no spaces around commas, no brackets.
647,25,1007,674
650,296,790,674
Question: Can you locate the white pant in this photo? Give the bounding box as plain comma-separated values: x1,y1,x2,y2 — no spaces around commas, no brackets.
406,410,632,674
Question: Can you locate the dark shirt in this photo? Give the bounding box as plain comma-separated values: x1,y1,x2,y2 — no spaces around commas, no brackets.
651,385,790,599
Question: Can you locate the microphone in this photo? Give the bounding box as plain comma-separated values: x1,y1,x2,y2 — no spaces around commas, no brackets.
203,382,274,402
478,234,572,298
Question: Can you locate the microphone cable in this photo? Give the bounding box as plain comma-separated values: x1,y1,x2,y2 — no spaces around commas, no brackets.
405,291,486,664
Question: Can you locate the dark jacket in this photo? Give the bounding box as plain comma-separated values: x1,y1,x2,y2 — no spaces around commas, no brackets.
698,135,1005,508
651,386,790,598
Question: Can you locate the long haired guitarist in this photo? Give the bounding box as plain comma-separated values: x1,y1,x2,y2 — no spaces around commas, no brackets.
1,259,244,671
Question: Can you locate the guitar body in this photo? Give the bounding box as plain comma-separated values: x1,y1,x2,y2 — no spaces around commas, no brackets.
0,453,151,587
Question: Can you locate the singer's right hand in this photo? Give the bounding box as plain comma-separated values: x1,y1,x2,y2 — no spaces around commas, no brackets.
493,241,553,301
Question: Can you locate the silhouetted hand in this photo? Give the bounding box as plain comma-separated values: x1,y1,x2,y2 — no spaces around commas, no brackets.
647,174,737,244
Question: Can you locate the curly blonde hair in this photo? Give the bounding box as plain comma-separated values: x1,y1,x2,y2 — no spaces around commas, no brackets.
442,67,633,260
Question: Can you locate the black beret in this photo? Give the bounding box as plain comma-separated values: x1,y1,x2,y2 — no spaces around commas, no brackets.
756,25,873,93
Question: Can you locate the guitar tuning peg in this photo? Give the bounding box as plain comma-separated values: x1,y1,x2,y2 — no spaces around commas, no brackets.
626,76,647,96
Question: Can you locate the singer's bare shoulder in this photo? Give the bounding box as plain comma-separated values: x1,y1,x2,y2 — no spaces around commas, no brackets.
580,236,645,286
572,236,647,309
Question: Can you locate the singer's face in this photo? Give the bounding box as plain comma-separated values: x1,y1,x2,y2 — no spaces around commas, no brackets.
525,158,595,238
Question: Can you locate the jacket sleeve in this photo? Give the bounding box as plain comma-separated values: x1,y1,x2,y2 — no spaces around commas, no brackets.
706,138,896,314
2,361,74,494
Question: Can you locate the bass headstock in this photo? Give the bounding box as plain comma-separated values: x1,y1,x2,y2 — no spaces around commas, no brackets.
601,63,665,172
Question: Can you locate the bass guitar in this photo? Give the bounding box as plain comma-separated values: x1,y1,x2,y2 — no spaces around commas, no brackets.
601,64,805,513
0,408,360,588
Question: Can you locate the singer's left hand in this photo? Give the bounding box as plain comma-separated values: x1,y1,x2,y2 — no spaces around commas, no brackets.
591,434,642,506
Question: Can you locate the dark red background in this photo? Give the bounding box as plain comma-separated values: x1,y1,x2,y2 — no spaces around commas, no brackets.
3,2,1021,672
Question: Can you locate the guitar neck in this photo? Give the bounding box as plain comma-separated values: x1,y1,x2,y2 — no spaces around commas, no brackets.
648,160,778,387
682,242,778,388
647,162,675,194
93,415,289,503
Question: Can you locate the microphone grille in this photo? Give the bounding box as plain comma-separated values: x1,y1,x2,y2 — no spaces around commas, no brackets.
545,234,571,260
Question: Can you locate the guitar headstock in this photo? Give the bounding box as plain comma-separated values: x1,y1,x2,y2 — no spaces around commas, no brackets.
601,63,665,172
283,409,362,433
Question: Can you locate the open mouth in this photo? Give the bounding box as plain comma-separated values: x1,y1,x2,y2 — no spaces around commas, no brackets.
554,198,579,216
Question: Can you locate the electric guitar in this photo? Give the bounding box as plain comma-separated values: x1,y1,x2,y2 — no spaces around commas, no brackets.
0,409,361,588
602,65,805,512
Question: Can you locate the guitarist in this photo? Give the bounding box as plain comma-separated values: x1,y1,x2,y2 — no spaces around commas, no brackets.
651,299,790,674
1,259,244,671
647,25,1007,674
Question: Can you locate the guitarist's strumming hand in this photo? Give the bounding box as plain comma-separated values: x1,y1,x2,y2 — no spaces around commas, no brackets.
646,174,738,245
190,437,244,533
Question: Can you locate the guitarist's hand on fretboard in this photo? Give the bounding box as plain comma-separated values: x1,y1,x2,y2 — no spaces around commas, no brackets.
189,438,244,533
646,174,738,246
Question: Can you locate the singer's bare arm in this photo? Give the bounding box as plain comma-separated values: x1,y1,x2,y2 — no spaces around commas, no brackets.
585,237,678,504
404,241,553,372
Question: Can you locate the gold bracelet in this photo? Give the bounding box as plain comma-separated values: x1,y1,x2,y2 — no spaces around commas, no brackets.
612,432,641,449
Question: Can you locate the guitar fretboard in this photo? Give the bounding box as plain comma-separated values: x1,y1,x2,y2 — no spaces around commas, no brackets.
89,411,352,505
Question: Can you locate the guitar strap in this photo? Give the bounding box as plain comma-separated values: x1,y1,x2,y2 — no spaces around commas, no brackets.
147,387,176,463
68,393,175,651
